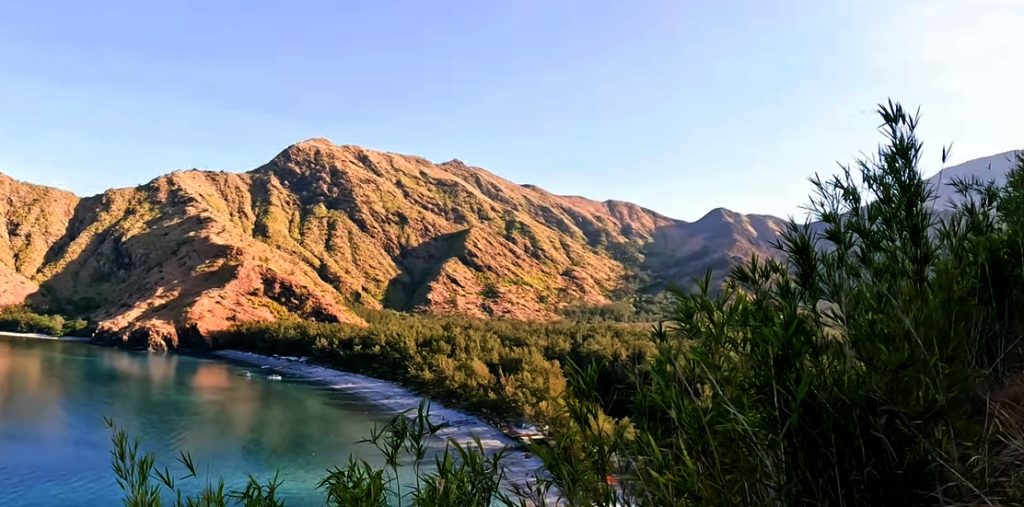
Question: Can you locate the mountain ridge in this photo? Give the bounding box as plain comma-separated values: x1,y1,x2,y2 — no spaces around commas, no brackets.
0,141,1016,349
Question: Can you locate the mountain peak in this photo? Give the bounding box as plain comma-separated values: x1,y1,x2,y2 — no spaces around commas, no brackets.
261,140,373,180
275,138,392,161
295,136,335,146
696,207,741,223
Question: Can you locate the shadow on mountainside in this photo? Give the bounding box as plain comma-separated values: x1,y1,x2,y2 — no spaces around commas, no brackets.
641,212,787,294
383,229,470,311
38,195,106,270
29,203,239,346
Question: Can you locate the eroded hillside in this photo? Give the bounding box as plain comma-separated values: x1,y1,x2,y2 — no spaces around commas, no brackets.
0,174,79,306
0,139,788,348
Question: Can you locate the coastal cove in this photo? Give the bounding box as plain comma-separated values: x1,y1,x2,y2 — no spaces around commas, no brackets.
3,0,1021,500
0,333,545,505
212,350,547,487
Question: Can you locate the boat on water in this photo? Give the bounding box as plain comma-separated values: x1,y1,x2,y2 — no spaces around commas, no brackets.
267,374,283,381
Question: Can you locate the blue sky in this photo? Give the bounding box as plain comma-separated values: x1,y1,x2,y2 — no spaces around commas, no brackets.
1,1,1021,221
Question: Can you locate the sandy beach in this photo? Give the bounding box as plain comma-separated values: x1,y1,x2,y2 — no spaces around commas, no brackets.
213,350,549,493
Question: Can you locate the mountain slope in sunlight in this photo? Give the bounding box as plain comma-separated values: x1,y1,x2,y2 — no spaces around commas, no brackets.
8,141,1013,348
0,173,79,306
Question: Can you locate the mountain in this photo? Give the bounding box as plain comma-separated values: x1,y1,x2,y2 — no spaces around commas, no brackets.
644,208,788,290
0,139,785,348
0,174,79,306
926,150,1022,209
5,140,1011,349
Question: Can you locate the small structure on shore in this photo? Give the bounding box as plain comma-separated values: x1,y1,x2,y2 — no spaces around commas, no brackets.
505,422,546,444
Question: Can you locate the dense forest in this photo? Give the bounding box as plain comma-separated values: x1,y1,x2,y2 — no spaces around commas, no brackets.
217,310,652,421
7,102,1024,505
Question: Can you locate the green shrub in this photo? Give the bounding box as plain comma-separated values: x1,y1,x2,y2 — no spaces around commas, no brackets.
524,103,1024,505
0,305,90,336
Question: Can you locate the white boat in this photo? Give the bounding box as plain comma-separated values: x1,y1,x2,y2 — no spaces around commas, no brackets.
267,374,283,381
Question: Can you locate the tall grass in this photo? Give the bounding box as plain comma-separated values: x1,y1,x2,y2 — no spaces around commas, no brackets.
521,102,1024,505
106,417,285,507
108,402,518,507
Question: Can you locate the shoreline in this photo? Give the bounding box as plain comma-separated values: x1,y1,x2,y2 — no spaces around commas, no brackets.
0,330,550,495
213,350,548,490
0,330,92,342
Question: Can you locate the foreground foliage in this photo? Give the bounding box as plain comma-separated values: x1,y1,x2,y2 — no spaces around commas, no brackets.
525,103,1024,505
108,403,516,507
112,102,1024,505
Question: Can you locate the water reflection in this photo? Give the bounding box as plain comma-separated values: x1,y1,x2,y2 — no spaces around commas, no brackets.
0,336,392,505
0,340,66,430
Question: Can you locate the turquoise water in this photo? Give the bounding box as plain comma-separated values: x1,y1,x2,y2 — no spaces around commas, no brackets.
0,335,395,506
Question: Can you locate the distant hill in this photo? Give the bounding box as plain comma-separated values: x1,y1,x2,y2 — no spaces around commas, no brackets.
643,208,787,290
926,150,1022,209
0,141,1017,348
